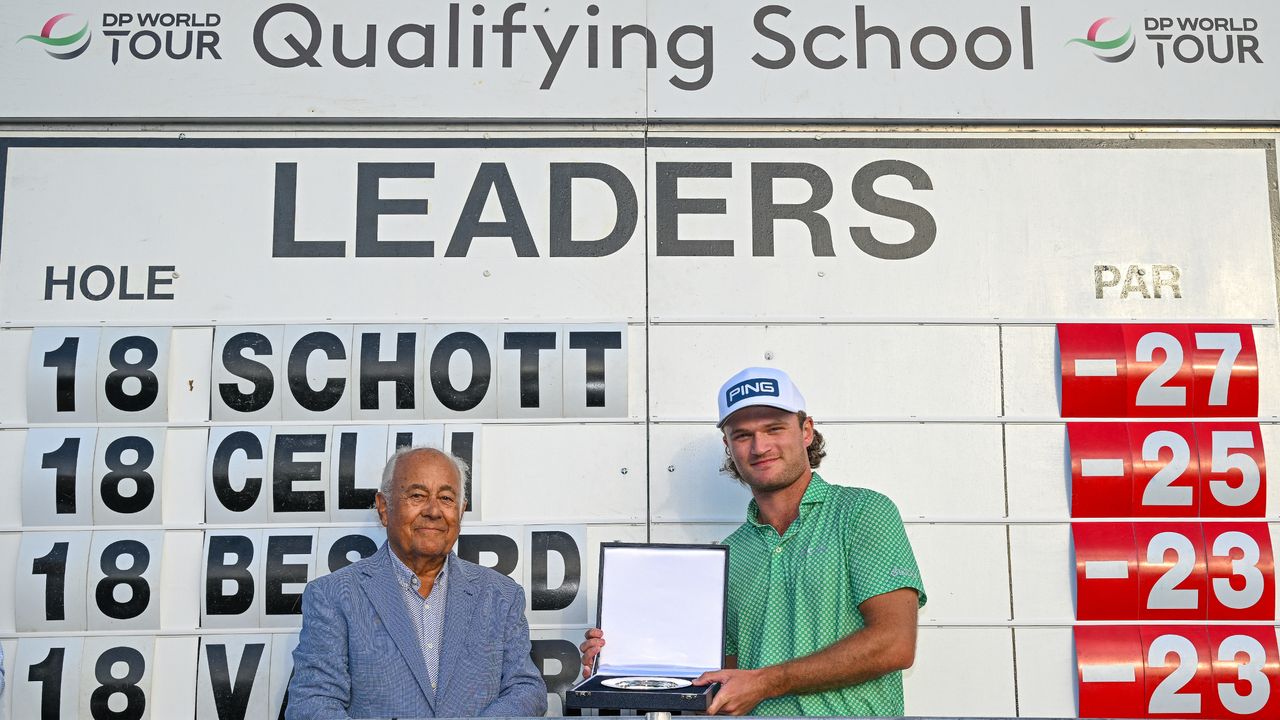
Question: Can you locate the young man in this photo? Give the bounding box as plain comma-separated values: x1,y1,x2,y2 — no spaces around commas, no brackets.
582,367,926,716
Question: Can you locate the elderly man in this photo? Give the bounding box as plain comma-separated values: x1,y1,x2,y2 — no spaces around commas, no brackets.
287,446,547,719
583,367,926,716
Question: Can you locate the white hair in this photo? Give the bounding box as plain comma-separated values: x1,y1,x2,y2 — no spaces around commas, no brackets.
379,445,471,507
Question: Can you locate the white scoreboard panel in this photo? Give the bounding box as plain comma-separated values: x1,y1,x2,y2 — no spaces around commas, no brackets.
0,133,1276,718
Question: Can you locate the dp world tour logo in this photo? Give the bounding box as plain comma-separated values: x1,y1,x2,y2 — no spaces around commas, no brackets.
20,13,92,59
1068,17,1136,63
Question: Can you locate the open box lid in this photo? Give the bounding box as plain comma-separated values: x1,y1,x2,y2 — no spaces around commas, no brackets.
596,542,728,678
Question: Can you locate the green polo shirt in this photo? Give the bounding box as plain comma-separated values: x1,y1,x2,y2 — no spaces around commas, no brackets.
722,473,926,716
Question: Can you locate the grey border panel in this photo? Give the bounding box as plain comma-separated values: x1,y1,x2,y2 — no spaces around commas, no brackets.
1268,145,1280,328
0,144,6,270
0,136,1273,150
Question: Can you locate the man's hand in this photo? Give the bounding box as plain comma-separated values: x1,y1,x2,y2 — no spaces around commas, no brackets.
694,668,779,716
579,628,604,679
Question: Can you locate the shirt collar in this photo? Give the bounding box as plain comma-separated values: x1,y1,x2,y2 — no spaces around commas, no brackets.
746,471,830,528
387,546,449,592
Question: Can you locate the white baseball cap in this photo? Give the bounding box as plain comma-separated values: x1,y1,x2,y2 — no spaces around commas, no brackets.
716,367,806,427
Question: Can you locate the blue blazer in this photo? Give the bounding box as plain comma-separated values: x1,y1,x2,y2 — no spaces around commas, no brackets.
286,544,548,719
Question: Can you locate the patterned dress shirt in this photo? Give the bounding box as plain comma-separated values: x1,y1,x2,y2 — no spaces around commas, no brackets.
388,550,449,693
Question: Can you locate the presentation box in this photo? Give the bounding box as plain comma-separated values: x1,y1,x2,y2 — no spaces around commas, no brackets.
567,543,727,713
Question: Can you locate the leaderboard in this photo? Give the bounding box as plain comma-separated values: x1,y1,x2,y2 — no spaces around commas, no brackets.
10,323,626,719
1060,324,1279,719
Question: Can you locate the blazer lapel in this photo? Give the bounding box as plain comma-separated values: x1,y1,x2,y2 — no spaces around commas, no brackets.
358,545,437,710
433,554,476,705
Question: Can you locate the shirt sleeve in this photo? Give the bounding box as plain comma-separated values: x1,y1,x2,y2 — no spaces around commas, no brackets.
846,490,927,608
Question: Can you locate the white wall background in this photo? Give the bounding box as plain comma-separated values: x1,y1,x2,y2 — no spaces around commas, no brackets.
0,132,1276,718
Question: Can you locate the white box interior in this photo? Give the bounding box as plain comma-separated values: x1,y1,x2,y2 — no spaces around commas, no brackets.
597,544,726,677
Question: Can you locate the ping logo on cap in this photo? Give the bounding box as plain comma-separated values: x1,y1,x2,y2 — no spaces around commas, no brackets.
726,378,779,407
